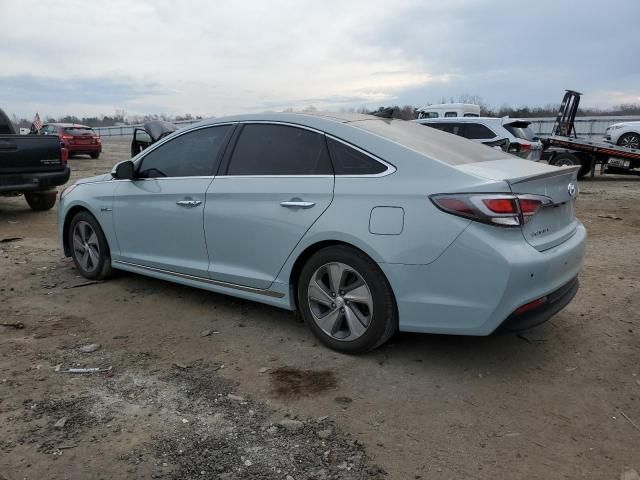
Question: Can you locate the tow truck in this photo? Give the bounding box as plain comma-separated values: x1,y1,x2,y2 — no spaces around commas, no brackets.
543,90,640,178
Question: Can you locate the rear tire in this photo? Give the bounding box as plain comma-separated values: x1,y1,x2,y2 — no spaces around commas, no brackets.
68,211,112,280
297,245,397,354
25,191,57,211
550,152,579,167
90,153,100,159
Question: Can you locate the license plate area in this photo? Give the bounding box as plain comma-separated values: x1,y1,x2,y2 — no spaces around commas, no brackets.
608,158,630,168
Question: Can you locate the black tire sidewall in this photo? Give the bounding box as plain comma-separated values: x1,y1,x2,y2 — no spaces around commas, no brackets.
68,211,111,280
25,191,56,211
552,153,578,167
297,245,397,354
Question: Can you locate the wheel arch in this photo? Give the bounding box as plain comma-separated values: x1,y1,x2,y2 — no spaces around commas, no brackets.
288,239,396,312
62,206,102,257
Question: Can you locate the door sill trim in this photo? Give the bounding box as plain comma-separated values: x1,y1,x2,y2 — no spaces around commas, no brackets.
112,260,285,298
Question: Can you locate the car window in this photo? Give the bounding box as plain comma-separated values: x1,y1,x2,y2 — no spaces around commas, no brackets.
423,112,439,118
227,124,333,175
423,122,464,136
463,113,479,117
444,112,458,117
463,123,496,140
504,123,537,141
138,125,232,178
64,127,94,135
326,138,387,175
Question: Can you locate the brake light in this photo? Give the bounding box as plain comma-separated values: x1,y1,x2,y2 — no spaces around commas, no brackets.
430,193,552,227
61,134,73,142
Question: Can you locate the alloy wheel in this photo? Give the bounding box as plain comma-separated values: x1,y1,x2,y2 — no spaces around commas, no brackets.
619,134,639,150
72,220,101,273
307,262,373,341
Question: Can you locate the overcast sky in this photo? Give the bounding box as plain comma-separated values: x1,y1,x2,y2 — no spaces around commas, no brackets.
1,0,639,119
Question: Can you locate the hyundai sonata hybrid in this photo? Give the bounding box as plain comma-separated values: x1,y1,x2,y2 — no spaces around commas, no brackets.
58,112,586,353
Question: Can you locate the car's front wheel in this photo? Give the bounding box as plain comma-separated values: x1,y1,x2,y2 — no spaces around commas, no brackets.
68,211,112,280
298,245,397,354
618,133,640,150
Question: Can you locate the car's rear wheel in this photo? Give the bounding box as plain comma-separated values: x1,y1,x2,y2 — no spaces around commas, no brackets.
617,133,640,150
90,152,100,159
68,211,112,280
297,245,397,354
24,191,57,211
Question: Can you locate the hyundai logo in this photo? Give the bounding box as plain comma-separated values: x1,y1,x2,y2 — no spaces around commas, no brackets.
567,182,577,198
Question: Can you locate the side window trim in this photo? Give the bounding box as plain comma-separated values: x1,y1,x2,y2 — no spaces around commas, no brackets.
134,123,235,179
325,135,396,177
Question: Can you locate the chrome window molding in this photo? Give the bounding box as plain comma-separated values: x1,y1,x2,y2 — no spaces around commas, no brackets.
112,260,285,298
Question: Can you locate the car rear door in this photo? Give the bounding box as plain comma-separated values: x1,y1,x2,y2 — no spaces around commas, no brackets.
112,125,233,277
204,123,334,289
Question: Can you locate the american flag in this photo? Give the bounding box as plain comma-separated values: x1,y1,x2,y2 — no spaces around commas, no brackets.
32,113,42,131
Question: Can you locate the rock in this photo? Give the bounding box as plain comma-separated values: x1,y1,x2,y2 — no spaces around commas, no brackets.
200,329,218,337
227,394,244,402
173,362,189,369
621,470,640,480
317,428,333,439
54,417,68,429
258,367,270,374
278,419,304,431
79,343,101,353
244,459,253,467
266,426,278,434
286,476,294,480
181,418,189,424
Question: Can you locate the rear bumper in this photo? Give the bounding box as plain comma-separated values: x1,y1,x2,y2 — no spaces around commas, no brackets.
496,276,579,332
0,167,71,194
379,221,586,336
66,143,101,154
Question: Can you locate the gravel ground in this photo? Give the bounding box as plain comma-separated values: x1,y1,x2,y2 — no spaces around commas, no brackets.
0,138,639,479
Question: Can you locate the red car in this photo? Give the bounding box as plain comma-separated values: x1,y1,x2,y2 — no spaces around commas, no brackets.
40,123,102,158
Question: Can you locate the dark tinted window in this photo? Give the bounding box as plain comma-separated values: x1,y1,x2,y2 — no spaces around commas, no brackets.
327,138,386,175
228,124,332,175
504,123,536,141
463,123,495,140
424,122,464,136
138,125,231,178
444,112,458,117
463,113,479,117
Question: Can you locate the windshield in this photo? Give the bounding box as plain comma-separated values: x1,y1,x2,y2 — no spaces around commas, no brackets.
504,123,537,141
64,127,95,136
349,118,508,165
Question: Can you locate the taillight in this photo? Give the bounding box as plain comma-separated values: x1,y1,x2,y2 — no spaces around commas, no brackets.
61,134,73,143
60,145,69,165
508,142,532,158
430,193,552,227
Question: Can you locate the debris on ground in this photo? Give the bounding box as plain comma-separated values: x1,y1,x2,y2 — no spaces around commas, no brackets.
199,328,218,337
597,214,623,220
0,236,23,243
58,366,112,374
63,280,103,289
0,321,25,329
79,343,101,353
270,366,337,398
53,417,68,429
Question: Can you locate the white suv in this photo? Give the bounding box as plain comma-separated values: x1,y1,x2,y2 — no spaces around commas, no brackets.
604,121,640,150
415,117,543,161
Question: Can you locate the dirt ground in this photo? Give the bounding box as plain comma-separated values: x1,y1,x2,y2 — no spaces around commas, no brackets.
1,138,639,480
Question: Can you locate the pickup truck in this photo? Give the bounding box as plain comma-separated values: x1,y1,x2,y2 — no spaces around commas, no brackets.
0,108,70,210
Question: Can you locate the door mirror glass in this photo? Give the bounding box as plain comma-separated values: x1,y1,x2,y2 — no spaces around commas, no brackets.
112,160,135,180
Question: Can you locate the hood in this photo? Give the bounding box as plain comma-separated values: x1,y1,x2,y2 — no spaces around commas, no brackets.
144,120,178,142
608,121,640,129
75,173,111,185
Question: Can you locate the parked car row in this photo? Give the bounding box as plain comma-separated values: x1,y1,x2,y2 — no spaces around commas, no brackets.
58,112,586,353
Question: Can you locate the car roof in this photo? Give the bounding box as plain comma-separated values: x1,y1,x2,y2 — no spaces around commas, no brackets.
415,117,530,126
45,123,94,128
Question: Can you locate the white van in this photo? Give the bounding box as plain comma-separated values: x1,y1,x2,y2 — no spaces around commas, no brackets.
416,103,480,119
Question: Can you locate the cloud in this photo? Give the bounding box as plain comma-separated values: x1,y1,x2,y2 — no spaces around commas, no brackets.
1,0,638,117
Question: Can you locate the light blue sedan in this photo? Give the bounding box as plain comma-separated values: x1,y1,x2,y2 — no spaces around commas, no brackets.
58,112,586,353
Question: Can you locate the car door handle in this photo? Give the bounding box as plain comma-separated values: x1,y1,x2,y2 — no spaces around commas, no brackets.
280,201,316,209
176,200,202,208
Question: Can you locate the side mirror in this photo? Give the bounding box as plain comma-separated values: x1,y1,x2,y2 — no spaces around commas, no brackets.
112,160,135,180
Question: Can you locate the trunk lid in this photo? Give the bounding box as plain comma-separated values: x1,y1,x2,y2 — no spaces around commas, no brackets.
458,159,580,251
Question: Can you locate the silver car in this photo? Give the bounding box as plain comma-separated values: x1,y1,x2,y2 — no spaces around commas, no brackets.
58,112,586,353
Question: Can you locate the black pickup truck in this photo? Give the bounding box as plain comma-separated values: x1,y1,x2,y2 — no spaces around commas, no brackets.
0,108,70,210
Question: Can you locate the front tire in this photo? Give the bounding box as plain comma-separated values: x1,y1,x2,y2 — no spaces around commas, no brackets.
297,245,397,354
25,191,57,211
68,211,112,280
90,152,100,159
617,133,640,150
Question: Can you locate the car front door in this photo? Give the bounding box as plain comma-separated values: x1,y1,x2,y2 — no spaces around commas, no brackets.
112,125,233,277
204,123,334,289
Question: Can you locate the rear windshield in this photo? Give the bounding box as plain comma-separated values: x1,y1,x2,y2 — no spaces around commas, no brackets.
349,119,508,165
504,123,536,141
64,127,95,135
